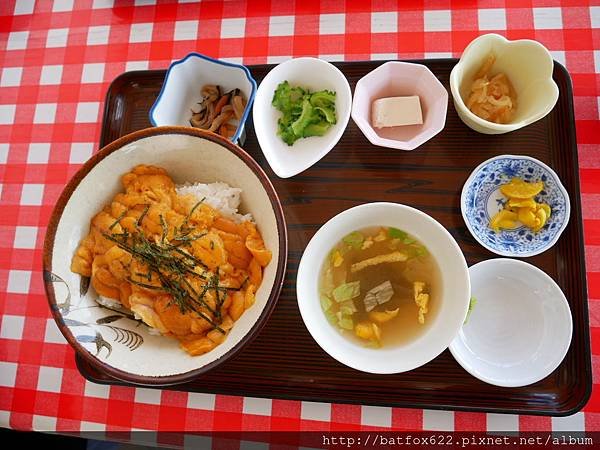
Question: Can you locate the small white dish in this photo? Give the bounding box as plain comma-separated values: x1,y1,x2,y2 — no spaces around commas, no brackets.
450,33,559,134
351,61,448,150
461,154,570,257
149,53,257,144
449,258,572,387
253,57,352,178
296,202,470,374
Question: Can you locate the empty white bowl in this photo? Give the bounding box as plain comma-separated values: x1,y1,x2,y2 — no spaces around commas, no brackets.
450,34,559,134
351,61,448,150
296,202,470,374
149,53,257,143
449,258,572,387
253,57,352,178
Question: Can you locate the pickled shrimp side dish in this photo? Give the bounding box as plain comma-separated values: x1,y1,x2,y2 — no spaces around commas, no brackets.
466,54,517,124
70,165,271,356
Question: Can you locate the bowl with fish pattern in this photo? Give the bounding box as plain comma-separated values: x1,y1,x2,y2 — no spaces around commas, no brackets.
43,126,287,385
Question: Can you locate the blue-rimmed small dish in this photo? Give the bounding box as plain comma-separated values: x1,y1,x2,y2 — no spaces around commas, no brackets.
149,53,257,144
461,154,570,257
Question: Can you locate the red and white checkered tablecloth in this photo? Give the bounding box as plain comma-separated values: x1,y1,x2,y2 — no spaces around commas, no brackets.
0,0,599,439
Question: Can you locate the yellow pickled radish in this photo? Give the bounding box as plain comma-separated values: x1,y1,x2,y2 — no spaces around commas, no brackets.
489,178,551,233
517,207,538,228
539,203,551,219
497,219,517,229
507,198,537,209
532,206,549,232
500,178,544,199
490,209,518,232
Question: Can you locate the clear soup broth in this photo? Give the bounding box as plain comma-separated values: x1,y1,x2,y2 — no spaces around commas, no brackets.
319,227,442,348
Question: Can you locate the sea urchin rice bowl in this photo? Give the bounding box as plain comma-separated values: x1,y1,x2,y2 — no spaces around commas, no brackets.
43,128,286,383
71,164,272,357
97,179,258,335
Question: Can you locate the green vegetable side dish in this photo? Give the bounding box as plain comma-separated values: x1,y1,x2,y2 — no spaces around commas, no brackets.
272,81,337,145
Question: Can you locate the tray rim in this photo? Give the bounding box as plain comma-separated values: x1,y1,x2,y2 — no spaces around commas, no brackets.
86,58,591,416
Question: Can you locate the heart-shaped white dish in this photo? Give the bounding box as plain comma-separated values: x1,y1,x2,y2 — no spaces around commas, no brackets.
252,58,352,178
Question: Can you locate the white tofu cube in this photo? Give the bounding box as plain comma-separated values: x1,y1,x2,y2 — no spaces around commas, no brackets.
371,96,423,128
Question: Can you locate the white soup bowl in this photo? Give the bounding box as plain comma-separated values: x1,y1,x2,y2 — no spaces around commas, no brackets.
296,202,470,374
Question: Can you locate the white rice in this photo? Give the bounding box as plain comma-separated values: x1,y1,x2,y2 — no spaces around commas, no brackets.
176,182,253,224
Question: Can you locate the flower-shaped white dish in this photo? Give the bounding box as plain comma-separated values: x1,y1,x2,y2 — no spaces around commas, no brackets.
43,127,287,385
149,53,257,144
449,258,572,387
461,154,570,257
252,57,352,178
296,202,470,374
351,61,448,150
450,33,559,134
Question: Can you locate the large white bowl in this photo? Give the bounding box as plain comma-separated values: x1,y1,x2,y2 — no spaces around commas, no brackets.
449,258,572,387
253,57,352,178
43,127,287,385
296,203,470,374
450,34,559,134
